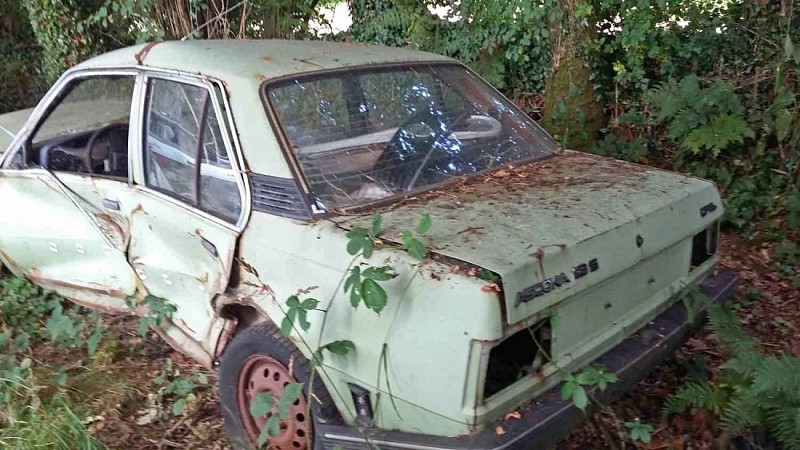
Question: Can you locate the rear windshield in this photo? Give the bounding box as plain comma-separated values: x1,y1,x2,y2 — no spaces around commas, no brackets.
266,64,557,210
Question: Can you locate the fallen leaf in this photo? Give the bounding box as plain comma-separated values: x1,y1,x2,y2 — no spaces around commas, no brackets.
495,426,506,435
505,411,522,420
482,282,501,293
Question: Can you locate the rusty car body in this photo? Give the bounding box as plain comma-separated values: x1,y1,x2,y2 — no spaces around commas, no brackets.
0,40,736,449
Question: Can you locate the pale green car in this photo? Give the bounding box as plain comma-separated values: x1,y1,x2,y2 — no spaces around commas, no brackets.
0,40,736,449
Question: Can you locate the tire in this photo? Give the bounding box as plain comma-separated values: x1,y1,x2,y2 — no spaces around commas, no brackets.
219,321,339,450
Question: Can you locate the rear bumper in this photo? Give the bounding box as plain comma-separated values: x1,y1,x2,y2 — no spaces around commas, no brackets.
314,269,737,450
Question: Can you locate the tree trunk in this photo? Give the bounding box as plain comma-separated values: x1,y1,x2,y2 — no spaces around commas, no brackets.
541,0,605,151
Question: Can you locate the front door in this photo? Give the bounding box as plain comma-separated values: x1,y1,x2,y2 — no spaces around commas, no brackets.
0,73,140,311
129,75,245,352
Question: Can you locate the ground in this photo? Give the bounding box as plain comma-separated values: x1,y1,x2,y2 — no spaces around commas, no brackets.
16,229,794,449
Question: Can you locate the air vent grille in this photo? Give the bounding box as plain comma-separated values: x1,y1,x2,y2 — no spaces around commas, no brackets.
250,173,312,220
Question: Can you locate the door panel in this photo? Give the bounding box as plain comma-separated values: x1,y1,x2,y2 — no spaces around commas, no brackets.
127,75,244,353
127,190,237,348
0,171,138,310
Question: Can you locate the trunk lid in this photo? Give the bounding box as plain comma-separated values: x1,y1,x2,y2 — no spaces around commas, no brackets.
0,107,34,152
331,151,723,324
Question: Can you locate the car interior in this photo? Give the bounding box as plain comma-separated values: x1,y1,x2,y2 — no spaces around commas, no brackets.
33,122,130,178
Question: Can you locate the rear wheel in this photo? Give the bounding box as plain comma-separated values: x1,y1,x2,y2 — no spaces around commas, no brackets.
219,321,337,449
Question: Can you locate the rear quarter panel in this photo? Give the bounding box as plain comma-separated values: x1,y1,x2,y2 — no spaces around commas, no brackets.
232,214,504,435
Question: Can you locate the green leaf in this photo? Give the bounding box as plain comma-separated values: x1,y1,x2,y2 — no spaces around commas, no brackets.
297,309,310,331
346,228,368,239
280,309,296,337
371,215,383,237
286,295,301,309
416,215,432,234
362,266,395,281
775,109,793,142
560,380,575,400
571,385,588,410
249,392,274,418
54,367,68,386
172,398,186,416
575,370,596,386
349,283,362,308
361,239,374,259
301,298,319,310
344,267,361,293
257,421,271,448
278,383,303,418
87,323,104,356
324,340,355,355
404,236,428,260
785,35,796,62
361,278,388,313
347,237,364,256
265,413,281,439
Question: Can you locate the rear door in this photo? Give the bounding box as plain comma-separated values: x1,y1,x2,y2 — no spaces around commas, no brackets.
129,74,246,352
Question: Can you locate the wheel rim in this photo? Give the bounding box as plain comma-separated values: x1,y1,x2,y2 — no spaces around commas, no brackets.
237,355,309,449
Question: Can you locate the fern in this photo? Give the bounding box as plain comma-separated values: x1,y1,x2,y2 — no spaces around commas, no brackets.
662,382,728,415
720,394,763,433
683,114,754,156
765,404,800,450
707,303,756,355
645,75,750,158
664,304,800,449
752,355,800,395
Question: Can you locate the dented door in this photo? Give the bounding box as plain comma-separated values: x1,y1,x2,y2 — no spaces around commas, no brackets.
126,195,237,345
0,170,138,310
127,75,244,351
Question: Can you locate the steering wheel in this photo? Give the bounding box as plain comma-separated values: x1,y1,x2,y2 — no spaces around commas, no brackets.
404,110,474,191
85,123,128,173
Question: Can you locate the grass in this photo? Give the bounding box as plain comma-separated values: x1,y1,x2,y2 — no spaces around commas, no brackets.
0,382,104,450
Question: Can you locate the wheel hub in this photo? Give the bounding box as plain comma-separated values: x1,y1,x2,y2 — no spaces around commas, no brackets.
237,355,309,449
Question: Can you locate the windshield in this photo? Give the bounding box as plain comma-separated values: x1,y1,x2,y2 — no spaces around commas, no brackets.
266,64,558,210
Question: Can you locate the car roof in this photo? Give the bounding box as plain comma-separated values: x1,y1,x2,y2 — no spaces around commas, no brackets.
75,39,455,82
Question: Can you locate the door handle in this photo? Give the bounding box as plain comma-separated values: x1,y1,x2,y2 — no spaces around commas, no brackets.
102,198,120,211
200,236,218,257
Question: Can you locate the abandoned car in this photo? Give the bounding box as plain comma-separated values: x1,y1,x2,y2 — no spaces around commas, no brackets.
0,40,737,449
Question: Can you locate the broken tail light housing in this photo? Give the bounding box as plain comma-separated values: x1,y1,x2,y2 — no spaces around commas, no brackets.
483,319,552,400
690,221,719,269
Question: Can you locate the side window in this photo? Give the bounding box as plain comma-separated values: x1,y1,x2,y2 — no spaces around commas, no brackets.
29,75,134,178
143,78,242,223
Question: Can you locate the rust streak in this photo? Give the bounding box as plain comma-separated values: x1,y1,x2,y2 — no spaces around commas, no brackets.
26,273,130,299
293,57,325,69
134,41,160,65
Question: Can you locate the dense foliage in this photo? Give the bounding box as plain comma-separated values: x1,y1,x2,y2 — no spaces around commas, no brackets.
3,1,797,242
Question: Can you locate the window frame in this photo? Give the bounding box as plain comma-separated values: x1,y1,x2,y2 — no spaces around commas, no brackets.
135,71,249,229
0,68,140,184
